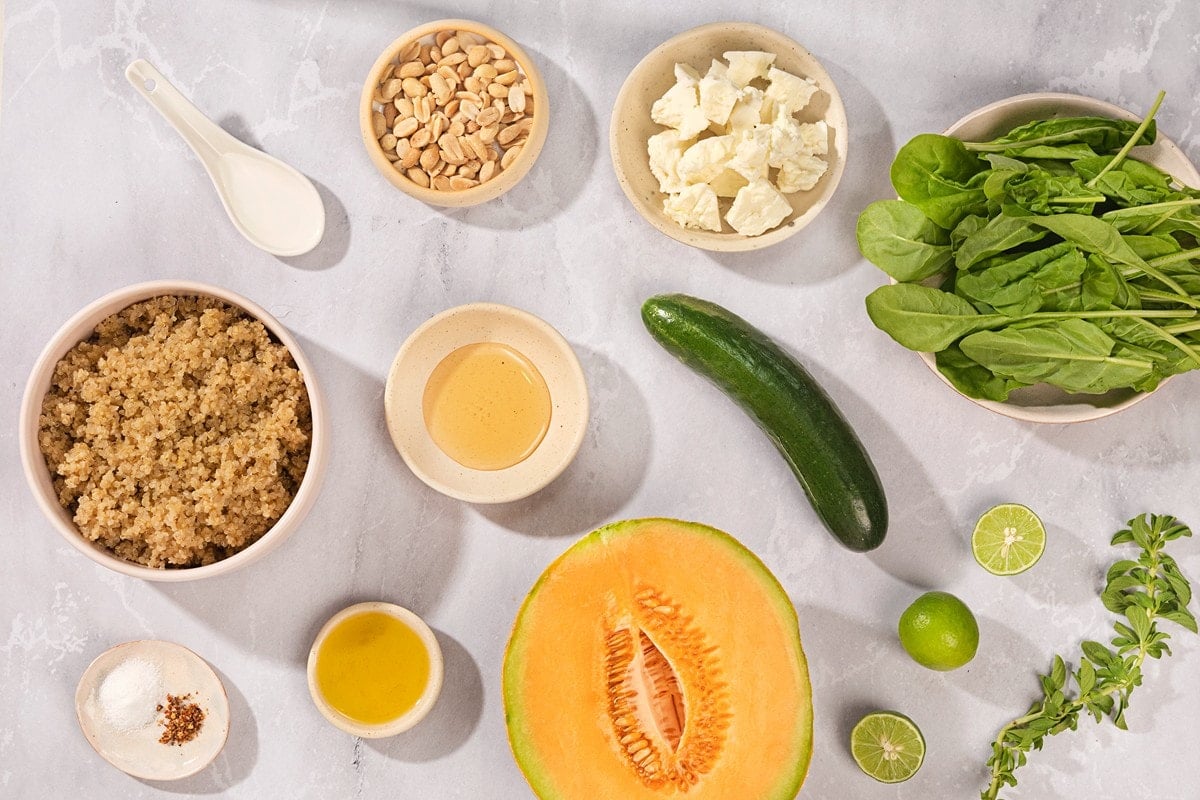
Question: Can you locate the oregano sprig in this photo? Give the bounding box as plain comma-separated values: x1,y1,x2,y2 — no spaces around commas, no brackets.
982,513,1197,800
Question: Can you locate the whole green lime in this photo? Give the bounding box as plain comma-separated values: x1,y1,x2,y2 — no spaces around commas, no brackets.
898,591,979,671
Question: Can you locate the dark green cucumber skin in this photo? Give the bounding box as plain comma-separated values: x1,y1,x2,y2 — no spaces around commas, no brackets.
642,294,888,552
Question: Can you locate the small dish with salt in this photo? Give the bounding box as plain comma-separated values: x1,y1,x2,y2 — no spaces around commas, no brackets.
75,640,230,781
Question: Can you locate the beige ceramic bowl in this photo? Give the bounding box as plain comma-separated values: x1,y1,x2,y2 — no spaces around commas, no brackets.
610,22,848,251
19,280,329,581
384,303,588,503
360,18,550,207
307,602,444,738
75,640,230,781
914,92,1200,424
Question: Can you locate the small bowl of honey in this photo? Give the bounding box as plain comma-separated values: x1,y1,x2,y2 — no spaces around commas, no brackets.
307,602,443,738
384,303,589,503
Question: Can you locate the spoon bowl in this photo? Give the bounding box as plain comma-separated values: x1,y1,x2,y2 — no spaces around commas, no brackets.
125,59,325,257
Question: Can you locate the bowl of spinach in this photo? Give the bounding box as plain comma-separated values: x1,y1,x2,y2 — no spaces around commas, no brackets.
858,92,1200,423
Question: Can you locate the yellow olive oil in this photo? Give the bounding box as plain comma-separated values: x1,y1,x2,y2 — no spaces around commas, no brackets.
422,341,552,471
315,611,430,725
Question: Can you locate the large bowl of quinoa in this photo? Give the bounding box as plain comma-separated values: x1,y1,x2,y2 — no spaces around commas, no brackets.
19,281,328,581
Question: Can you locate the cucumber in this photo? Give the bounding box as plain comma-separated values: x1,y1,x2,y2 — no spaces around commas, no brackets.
641,293,888,552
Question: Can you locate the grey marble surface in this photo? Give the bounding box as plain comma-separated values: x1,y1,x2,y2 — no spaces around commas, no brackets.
3,1,1200,798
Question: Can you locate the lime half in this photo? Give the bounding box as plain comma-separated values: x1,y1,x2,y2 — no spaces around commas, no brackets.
972,504,1046,576
851,711,925,783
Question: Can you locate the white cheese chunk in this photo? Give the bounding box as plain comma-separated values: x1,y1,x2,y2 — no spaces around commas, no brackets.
676,135,736,185
764,67,819,116
647,129,692,194
729,126,772,181
709,168,749,198
726,179,792,236
723,50,776,88
651,81,699,130
727,86,764,136
797,120,829,156
704,59,728,81
699,74,740,126
664,184,722,232
674,62,702,87
776,154,828,194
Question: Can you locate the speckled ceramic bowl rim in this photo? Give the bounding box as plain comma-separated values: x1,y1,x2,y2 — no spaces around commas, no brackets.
384,302,589,504
306,602,444,738
609,21,849,252
75,640,231,781
359,18,550,207
18,280,329,581
909,92,1200,424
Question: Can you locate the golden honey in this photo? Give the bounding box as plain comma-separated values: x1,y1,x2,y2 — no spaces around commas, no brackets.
422,341,552,471
315,611,430,725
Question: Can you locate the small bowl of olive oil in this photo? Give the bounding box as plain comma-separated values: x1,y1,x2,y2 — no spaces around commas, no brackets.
384,303,589,503
306,602,443,737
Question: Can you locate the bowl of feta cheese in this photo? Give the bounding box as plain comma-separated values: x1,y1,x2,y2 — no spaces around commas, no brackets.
610,22,847,251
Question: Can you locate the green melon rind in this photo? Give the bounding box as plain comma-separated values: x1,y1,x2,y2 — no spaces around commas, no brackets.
502,517,814,800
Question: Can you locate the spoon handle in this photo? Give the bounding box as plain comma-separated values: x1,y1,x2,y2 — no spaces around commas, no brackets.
125,59,228,165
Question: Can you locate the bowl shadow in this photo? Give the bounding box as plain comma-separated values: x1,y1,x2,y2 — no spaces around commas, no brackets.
138,665,257,794
480,345,651,538
438,47,597,230
706,59,895,285
366,631,483,763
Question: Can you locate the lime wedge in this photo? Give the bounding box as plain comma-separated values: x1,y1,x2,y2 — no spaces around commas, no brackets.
850,711,925,783
972,503,1046,576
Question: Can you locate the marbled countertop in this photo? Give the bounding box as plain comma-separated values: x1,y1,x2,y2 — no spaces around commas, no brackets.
3,1,1199,798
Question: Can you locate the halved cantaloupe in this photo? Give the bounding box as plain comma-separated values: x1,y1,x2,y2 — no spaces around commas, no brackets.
503,518,813,799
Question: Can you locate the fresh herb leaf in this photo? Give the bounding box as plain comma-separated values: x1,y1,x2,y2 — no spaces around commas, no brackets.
982,514,1196,800
856,200,954,281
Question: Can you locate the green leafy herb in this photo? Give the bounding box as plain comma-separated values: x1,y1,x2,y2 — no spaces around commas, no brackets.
858,93,1200,399
982,514,1197,800
856,200,953,281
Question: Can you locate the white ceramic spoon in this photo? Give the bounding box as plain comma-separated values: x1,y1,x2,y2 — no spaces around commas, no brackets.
125,59,325,257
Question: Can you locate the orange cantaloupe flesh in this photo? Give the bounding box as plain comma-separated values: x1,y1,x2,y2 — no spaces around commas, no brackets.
503,518,813,799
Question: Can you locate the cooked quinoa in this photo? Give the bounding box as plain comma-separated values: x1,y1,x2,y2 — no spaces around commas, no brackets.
37,295,312,568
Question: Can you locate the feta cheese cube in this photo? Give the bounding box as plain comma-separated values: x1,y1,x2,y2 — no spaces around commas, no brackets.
776,154,828,193
664,184,722,232
704,59,728,81
726,179,793,236
647,129,692,193
674,62,702,87
709,168,749,198
729,126,772,181
797,120,829,156
726,86,764,136
764,67,819,115
723,50,776,88
651,81,699,130
699,74,740,126
677,135,736,185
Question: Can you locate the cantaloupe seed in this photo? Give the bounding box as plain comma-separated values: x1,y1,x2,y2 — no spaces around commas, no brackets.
603,585,731,791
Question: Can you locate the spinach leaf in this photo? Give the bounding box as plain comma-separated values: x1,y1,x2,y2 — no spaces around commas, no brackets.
983,154,1029,172
960,319,1156,393
856,200,954,281
935,344,1028,401
1125,234,1182,260
951,214,989,250
865,283,1008,351
1026,214,1148,270
1000,143,1099,161
955,212,1047,270
891,134,989,229
962,117,1155,154
1000,170,1106,215
1102,198,1200,234
956,244,1086,316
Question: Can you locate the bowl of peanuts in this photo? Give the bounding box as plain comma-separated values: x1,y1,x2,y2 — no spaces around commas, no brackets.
360,19,549,206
